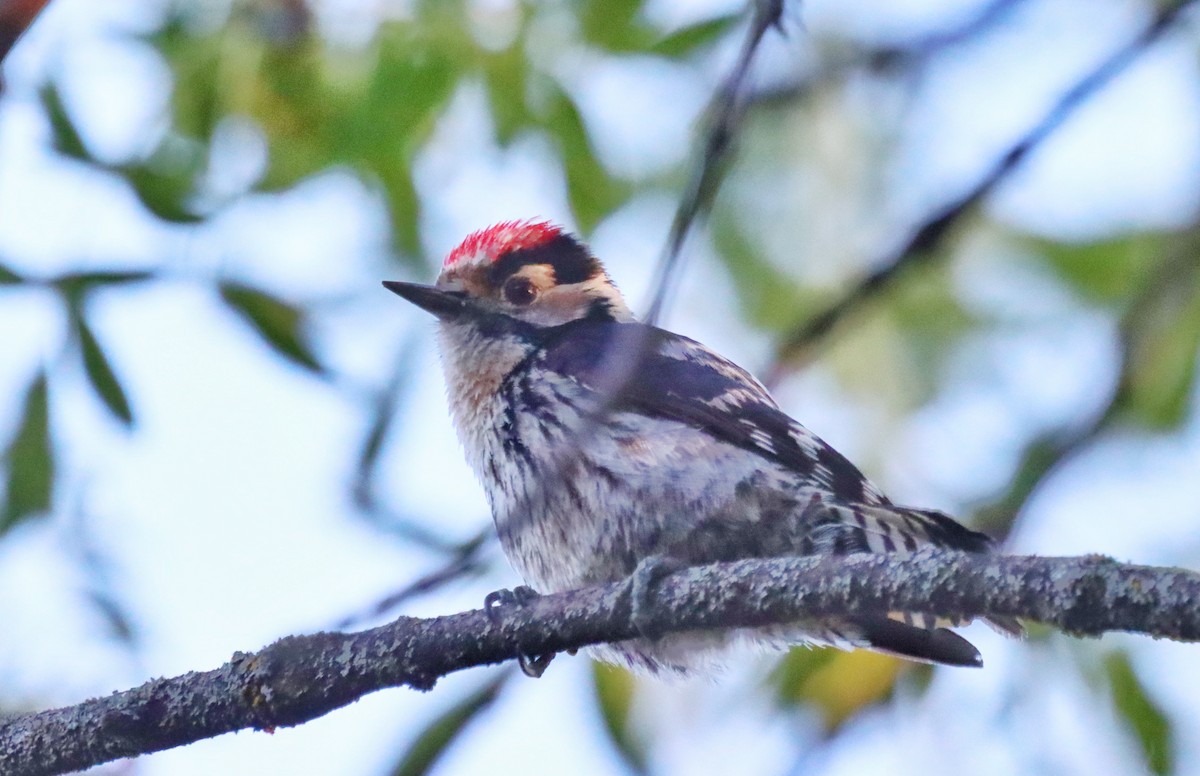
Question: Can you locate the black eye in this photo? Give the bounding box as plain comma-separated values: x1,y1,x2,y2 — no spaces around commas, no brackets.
503,277,538,306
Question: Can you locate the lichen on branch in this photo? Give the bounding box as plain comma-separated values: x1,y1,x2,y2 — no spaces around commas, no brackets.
3,550,1199,776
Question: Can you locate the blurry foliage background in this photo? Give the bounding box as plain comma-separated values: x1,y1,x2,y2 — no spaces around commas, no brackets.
1,0,1199,774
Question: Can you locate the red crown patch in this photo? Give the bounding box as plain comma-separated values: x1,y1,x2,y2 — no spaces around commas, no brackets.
444,220,563,268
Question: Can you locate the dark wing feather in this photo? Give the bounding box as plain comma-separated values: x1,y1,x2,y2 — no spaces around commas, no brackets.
535,320,886,505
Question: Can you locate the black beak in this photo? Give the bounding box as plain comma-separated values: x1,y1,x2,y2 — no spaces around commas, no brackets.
382,281,469,320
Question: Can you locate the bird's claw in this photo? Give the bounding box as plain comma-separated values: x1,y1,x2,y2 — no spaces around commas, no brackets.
484,585,556,678
517,652,555,678
627,555,686,641
484,585,540,623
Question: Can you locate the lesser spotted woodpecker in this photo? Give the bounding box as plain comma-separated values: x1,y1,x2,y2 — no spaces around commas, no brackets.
385,220,1019,675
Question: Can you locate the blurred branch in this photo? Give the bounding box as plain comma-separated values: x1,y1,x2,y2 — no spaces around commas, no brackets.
0,0,50,66
64,503,138,650
643,0,784,324
765,0,1197,386
977,235,1200,538
520,0,787,551
752,0,1028,108
332,528,492,630
867,0,1024,64
348,336,476,554
7,549,1200,776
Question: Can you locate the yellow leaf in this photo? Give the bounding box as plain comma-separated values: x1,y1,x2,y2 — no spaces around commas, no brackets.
796,650,903,730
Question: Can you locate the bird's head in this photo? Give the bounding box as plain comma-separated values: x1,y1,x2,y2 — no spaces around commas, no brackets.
385,221,636,440
384,220,634,333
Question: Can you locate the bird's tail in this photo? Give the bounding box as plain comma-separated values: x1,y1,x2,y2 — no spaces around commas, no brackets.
810,502,1024,665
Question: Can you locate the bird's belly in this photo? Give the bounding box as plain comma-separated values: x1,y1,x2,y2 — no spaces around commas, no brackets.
480,409,805,594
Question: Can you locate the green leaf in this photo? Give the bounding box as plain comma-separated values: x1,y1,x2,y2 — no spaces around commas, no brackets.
651,14,740,58
53,270,155,301
711,215,816,331
71,312,135,427
2,373,54,533
149,9,468,251
39,82,91,161
1031,233,1164,306
1106,651,1173,775
378,162,423,260
354,33,458,255
388,674,506,776
771,646,838,707
122,167,204,223
152,18,225,142
1118,258,1200,429
252,41,341,192
118,137,208,224
579,0,655,52
49,21,214,222
46,70,208,223
218,282,324,375
363,29,459,145
883,263,977,404
544,88,629,232
886,264,974,341
592,663,648,775
0,264,22,284
483,45,533,146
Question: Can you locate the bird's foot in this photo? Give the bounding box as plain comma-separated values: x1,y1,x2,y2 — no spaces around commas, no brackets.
626,556,686,641
483,585,555,678
484,585,540,620
516,651,555,679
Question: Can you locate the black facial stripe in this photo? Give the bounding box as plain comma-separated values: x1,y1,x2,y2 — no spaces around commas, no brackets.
584,298,616,321
487,233,601,287
453,300,545,344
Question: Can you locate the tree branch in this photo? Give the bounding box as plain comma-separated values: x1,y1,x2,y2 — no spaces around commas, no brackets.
3,550,1199,776
643,0,784,324
765,0,1197,385
975,240,1200,538
750,0,1029,110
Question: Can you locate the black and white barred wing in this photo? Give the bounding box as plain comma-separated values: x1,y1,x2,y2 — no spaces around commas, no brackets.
535,320,889,506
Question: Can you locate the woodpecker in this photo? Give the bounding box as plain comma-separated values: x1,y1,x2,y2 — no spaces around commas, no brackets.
385,219,1019,676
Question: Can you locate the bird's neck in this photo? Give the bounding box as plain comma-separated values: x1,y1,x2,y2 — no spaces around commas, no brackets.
435,321,536,470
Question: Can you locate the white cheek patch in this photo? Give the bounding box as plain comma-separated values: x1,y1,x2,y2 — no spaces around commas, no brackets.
514,264,558,294
531,276,634,325
538,286,591,317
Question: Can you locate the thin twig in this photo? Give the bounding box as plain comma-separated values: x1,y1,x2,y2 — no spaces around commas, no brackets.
348,336,475,554
643,0,785,325
332,529,492,630
487,0,789,565
751,0,1028,108
976,232,1200,538
765,0,1197,386
342,0,789,606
